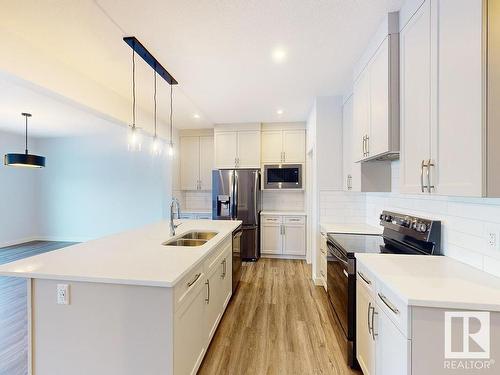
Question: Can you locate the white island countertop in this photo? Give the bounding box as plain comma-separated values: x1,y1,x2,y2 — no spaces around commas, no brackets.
320,223,382,235
0,220,241,288
357,253,500,312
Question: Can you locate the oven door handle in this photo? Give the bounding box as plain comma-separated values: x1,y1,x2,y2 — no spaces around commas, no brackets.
327,243,349,267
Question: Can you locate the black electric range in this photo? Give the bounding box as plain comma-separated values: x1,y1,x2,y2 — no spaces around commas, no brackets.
325,211,441,368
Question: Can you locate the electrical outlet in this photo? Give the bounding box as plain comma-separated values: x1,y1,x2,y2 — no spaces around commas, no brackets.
488,232,498,249
57,284,69,305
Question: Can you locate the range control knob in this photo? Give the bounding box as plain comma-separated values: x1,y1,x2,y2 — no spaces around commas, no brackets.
379,214,385,221
402,217,411,227
417,223,428,232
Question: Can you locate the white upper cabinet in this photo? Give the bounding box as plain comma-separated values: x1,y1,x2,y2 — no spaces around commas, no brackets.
283,130,306,163
237,130,261,168
180,135,214,191
261,125,306,164
343,95,391,193
261,130,283,163
214,131,238,169
353,70,371,162
369,38,391,157
214,124,261,169
352,12,400,162
400,0,495,197
199,136,214,190
433,0,483,196
399,0,432,194
180,136,200,191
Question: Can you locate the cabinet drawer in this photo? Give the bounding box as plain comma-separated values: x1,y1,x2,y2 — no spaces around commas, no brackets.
205,237,231,274
356,260,377,296
376,283,410,338
174,263,205,309
284,216,305,225
261,216,282,224
320,256,327,280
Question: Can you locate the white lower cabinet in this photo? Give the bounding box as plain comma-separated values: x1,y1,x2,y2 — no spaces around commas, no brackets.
319,234,328,290
173,238,232,375
356,262,412,375
375,307,410,375
356,278,376,375
261,214,306,256
174,279,207,375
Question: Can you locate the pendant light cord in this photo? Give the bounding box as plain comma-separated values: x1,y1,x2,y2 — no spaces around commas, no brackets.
25,115,28,154
132,46,136,128
154,69,157,137
170,83,173,144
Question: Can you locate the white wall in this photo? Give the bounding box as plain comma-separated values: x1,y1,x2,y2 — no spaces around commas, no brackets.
0,130,40,247
36,124,171,242
306,96,344,279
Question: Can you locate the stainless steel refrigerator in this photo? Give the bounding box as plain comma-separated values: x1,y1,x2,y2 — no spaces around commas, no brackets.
212,169,261,261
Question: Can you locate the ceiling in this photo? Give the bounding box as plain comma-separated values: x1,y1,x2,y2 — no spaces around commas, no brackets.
0,0,403,136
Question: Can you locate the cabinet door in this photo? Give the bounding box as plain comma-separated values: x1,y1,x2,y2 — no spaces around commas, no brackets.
220,249,232,309
205,265,224,343
261,130,283,163
369,37,390,158
342,96,361,192
199,136,214,190
261,224,282,254
174,283,206,375
237,131,261,168
433,0,483,197
215,132,238,168
283,130,305,163
180,136,200,190
356,280,376,375
400,0,432,194
283,224,305,256
353,69,370,162
375,308,410,375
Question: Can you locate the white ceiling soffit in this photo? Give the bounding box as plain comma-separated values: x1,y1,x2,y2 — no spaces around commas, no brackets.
0,0,402,132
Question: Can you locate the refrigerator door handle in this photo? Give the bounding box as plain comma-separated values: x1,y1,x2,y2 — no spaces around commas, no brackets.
254,171,259,224
232,171,238,219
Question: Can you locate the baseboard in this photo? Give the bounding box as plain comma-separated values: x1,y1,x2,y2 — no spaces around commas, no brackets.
36,236,91,243
261,254,306,260
0,237,40,249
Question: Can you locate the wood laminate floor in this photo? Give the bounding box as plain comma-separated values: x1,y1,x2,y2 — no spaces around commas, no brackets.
198,258,361,375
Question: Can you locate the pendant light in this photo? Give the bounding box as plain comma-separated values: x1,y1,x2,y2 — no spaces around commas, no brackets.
151,69,163,155
168,83,174,157
128,45,142,152
4,113,46,168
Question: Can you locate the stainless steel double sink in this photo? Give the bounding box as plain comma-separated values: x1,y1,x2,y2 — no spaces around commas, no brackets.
162,231,218,247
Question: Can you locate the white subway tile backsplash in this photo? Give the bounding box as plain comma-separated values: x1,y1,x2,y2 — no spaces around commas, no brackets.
262,191,305,211
325,161,500,279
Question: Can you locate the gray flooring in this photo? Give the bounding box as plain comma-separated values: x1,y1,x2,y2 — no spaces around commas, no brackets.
0,241,74,375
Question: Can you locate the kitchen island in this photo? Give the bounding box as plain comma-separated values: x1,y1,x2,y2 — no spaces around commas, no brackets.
0,219,241,375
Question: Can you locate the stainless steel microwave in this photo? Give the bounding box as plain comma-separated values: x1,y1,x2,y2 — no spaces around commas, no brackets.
263,164,303,189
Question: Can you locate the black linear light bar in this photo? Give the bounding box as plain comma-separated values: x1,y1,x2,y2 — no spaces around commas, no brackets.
123,36,178,85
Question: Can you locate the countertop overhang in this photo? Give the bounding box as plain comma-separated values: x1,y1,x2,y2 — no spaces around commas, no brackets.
0,220,242,288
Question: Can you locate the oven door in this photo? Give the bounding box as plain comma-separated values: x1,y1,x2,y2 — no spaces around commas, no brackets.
263,164,302,189
326,241,350,339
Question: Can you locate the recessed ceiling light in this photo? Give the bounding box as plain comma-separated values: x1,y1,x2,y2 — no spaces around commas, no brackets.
276,109,284,115
193,114,200,119
272,47,287,63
